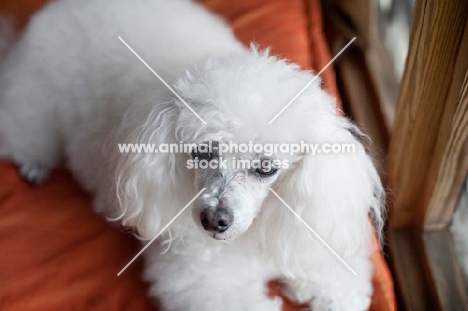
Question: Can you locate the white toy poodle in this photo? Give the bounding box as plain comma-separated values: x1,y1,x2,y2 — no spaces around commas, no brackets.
0,0,384,310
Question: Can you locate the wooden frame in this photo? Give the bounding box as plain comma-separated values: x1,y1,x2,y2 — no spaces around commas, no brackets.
324,0,468,309
387,0,468,229
385,0,468,310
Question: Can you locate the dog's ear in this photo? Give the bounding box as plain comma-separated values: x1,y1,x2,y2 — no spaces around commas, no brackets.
263,120,384,277
107,103,196,240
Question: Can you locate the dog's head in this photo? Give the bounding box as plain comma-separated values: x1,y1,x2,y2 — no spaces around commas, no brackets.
113,47,384,250
187,140,294,240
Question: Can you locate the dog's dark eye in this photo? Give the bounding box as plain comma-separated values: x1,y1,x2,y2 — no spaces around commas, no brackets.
255,159,278,177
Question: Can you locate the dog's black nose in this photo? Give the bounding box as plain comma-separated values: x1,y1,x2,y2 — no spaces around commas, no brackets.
200,207,233,233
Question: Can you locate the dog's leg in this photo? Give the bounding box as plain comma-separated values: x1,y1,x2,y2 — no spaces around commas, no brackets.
282,279,372,311
143,243,282,311
0,66,63,185
0,105,61,185
0,111,61,185
281,257,373,311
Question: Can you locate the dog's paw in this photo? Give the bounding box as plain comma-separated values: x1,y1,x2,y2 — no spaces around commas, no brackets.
281,280,370,311
281,280,314,305
19,162,50,185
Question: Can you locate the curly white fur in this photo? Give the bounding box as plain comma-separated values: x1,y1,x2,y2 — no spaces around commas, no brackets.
0,0,384,310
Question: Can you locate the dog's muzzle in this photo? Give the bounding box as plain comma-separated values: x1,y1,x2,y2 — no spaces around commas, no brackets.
200,206,233,233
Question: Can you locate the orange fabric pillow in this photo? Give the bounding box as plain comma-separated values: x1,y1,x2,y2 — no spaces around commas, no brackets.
0,0,395,310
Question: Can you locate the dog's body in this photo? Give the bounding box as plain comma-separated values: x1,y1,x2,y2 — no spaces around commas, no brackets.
0,1,384,310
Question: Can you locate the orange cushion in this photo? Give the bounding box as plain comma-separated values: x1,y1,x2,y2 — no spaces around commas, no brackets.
0,163,153,310
0,1,395,310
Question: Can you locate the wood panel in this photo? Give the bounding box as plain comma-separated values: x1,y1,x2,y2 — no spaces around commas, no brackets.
424,70,468,228
386,0,468,228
